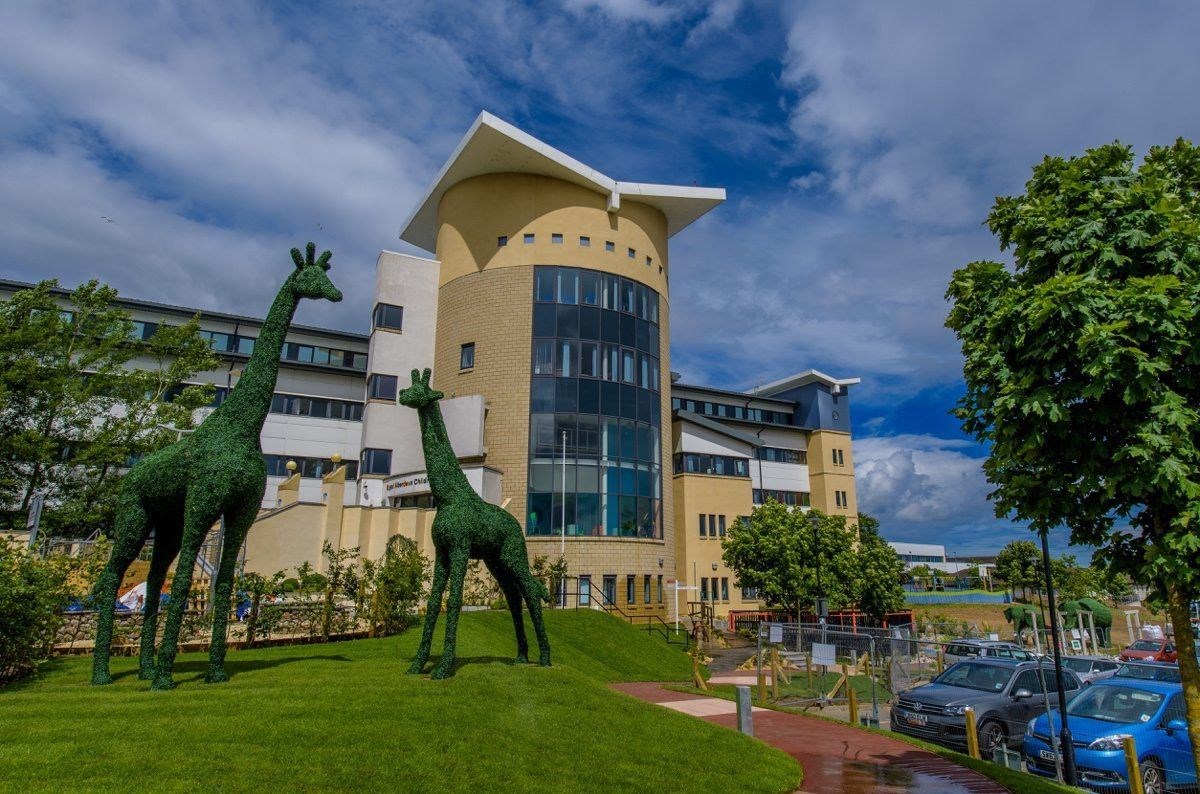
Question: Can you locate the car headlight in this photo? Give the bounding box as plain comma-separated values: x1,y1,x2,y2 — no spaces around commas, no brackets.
944,705,968,716
1088,734,1133,751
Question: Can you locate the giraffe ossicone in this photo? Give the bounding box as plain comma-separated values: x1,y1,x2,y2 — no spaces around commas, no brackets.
90,243,342,690
399,367,552,679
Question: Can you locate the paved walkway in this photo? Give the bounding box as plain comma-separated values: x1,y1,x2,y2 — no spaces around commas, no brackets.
613,683,1008,793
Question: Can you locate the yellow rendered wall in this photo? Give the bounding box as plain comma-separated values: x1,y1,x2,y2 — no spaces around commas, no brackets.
672,473,757,620
807,429,858,528
431,172,674,616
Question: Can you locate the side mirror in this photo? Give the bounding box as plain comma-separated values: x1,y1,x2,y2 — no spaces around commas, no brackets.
1012,688,1033,700
1166,718,1189,734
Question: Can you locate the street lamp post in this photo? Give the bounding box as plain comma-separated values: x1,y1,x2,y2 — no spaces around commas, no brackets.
1040,528,1077,786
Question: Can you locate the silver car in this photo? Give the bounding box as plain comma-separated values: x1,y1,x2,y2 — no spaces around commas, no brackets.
1060,655,1120,685
943,639,1040,666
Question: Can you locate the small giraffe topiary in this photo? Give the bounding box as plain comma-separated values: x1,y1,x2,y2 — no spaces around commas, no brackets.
91,243,342,690
399,368,551,679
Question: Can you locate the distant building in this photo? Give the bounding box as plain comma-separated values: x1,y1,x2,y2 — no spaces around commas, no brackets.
889,541,994,580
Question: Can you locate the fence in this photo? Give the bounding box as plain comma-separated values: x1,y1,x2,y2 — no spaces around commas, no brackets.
558,576,691,650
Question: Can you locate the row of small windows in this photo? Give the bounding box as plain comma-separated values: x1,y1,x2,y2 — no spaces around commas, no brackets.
671,397,792,425
758,446,807,465
527,493,661,539
832,448,846,466
899,554,945,564
183,386,364,422
699,513,727,538
533,339,659,390
534,267,660,325
699,577,730,602
264,454,358,480
530,413,661,466
834,489,850,508
673,453,750,478
531,377,662,425
753,489,812,506
534,303,660,353
578,574,665,607
196,328,368,371
501,235,654,267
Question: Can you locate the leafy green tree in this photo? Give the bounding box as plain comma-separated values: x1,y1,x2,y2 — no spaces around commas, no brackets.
946,138,1200,768
369,536,429,636
850,515,906,621
722,502,856,618
237,569,286,648
994,540,1040,599
0,279,217,536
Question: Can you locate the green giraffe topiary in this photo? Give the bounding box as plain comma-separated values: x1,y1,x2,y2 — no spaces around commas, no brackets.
90,243,342,690
399,368,551,679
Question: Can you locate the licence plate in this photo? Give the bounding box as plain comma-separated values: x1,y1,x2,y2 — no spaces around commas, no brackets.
1040,749,1061,762
903,712,927,726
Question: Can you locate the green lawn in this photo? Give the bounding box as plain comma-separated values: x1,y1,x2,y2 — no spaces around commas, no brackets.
1,610,800,792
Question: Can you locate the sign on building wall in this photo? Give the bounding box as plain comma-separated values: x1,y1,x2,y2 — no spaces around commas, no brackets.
385,472,430,496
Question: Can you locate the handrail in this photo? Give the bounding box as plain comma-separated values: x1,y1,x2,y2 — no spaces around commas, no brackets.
562,584,691,649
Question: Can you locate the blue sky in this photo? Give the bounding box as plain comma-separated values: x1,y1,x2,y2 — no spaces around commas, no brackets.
2,1,1199,556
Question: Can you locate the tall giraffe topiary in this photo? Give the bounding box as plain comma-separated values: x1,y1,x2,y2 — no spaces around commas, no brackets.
91,243,342,690
399,369,551,679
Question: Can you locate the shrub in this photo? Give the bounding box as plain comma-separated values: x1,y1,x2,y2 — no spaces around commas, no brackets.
0,538,91,682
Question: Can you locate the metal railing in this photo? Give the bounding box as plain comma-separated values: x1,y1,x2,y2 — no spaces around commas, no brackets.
559,578,691,649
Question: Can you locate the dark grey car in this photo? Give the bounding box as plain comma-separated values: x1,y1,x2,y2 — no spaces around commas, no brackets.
890,659,1083,753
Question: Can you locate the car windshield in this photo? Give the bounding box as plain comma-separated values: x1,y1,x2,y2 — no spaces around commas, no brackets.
1062,658,1093,673
1067,686,1164,724
1115,663,1181,682
1128,641,1163,651
934,662,1013,692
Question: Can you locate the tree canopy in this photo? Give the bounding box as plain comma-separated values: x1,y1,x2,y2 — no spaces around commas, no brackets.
946,138,1200,768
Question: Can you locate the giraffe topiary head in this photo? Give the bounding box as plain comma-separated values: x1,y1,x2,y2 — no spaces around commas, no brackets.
288,242,343,303
398,368,444,409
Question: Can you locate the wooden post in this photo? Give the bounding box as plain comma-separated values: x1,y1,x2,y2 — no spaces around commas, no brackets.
847,677,858,726
806,652,813,691
757,658,766,704
770,648,780,700
1123,735,1144,794
964,706,981,759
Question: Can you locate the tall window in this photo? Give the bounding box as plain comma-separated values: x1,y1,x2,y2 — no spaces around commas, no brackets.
360,448,392,475
699,514,707,537
372,303,404,331
643,575,651,604
657,574,663,604
367,374,398,401
460,343,475,369
626,575,635,604
579,575,591,606
603,575,616,605
721,578,729,601
700,577,709,601
718,515,727,537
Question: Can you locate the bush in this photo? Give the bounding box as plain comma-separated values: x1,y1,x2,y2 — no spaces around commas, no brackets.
1,538,78,682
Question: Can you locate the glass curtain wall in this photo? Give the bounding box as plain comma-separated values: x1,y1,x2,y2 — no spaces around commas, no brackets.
528,266,662,538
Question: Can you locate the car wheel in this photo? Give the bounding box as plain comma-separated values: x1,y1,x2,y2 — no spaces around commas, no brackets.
978,719,1006,754
1142,760,1165,794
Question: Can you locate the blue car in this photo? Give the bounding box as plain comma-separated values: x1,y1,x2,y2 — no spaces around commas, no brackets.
1024,679,1195,793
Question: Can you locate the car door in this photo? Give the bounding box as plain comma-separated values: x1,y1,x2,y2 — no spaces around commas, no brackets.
1004,669,1047,737
1158,694,1197,787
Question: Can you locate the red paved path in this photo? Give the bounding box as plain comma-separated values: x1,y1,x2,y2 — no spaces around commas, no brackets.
612,683,1009,793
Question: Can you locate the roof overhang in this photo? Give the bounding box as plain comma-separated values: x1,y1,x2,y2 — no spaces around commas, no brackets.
752,369,861,397
399,111,725,252
675,410,764,448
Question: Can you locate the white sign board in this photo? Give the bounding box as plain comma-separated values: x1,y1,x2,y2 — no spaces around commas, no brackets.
768,624,783,644
812,642,837,667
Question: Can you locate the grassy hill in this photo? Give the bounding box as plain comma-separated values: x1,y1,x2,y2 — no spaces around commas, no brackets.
1,610,800,792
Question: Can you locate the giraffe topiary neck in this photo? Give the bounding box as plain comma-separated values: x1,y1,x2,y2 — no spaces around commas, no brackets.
214,284,298,443
417,401,473,504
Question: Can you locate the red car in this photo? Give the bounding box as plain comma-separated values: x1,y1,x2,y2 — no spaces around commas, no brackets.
1119,639,1178,663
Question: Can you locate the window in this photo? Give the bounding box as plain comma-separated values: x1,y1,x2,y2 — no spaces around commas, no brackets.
721,578,729,601
718,515,727,537
627,247,636,259
533,340,554,375
271,394,363,421
360,448,392,475
552,232,564,245
644,575,651,604
1012,670,1046,694
673,453,750,478
460,343,475,369
579,575,591,606
834,490,849,508
646,256,652,267
264,454,359,480
605,241,615,252
372,303,404,331
603,575,616,605
700,577,709,601
711,578,721,602
657,574,663,604
699,514,707,537
626,575,635,604
708,514,716,537
752,489,812,506
832,448,845,466
524,233,535,244
758,447,807,464
742,586,759,600
367,374,398,401
497,235,508,247
579,236,590,247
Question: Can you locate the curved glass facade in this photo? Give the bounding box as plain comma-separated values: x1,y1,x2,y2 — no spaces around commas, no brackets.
527,266,662,538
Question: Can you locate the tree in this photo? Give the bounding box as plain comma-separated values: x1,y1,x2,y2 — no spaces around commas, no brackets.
850,516,907,621
0,279,217,536
368,536,429,636
994,540,1040,599
722,502,857,618
946,138,1200,769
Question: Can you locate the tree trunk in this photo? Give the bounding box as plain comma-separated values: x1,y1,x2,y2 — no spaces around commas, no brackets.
1164,579,1200,773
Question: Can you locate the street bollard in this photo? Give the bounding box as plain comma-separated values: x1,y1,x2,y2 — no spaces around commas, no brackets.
806,652,813,690
736,685,754,737
1123,735,1143,794
847,678,858,726
757,661,766,704
964,707,981,759
771,649,780,700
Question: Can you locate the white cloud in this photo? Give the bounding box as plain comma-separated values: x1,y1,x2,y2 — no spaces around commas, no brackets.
561,0,681,25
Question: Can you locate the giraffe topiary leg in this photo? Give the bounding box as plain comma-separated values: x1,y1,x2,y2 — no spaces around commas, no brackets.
519,570,553,668
431,547,470,680
408,550,449,674
492,567,529,663
205,499,258,683
92,495,151,686
137,524,182,680
152,498,217,690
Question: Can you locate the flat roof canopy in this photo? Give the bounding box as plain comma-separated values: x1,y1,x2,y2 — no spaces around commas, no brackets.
400,111,725,252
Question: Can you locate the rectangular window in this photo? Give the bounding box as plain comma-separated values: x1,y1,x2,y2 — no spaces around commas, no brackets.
367,374,398,401
657,574,663,604
580,341,599,378
742,586,759,600
708,514,716,537
535,267,556,302
552,233,564,245
579,575,591,606
603,575,616,605
643,575,651,604
372,303,404,331
627,247,636,259
605,241,615,252
460,342,475,369
699,513,707,537
579,236,590,247
497,235,508,247
646,256,652,267
718,515,726,537
236,336,256,355
558,269,578,304
533,340,554,375
360,448,392,475
626,575,635,604
621,348,636,383
700,577,709,601
524,233,535,244
721,578,729,601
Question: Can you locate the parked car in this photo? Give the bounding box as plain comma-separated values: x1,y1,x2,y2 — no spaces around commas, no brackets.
1119,639,1178,663
1061,655,1121,685
890,658,1083,753
1114,660,1181,683
942,639,1040,665
1024,679,1195,793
